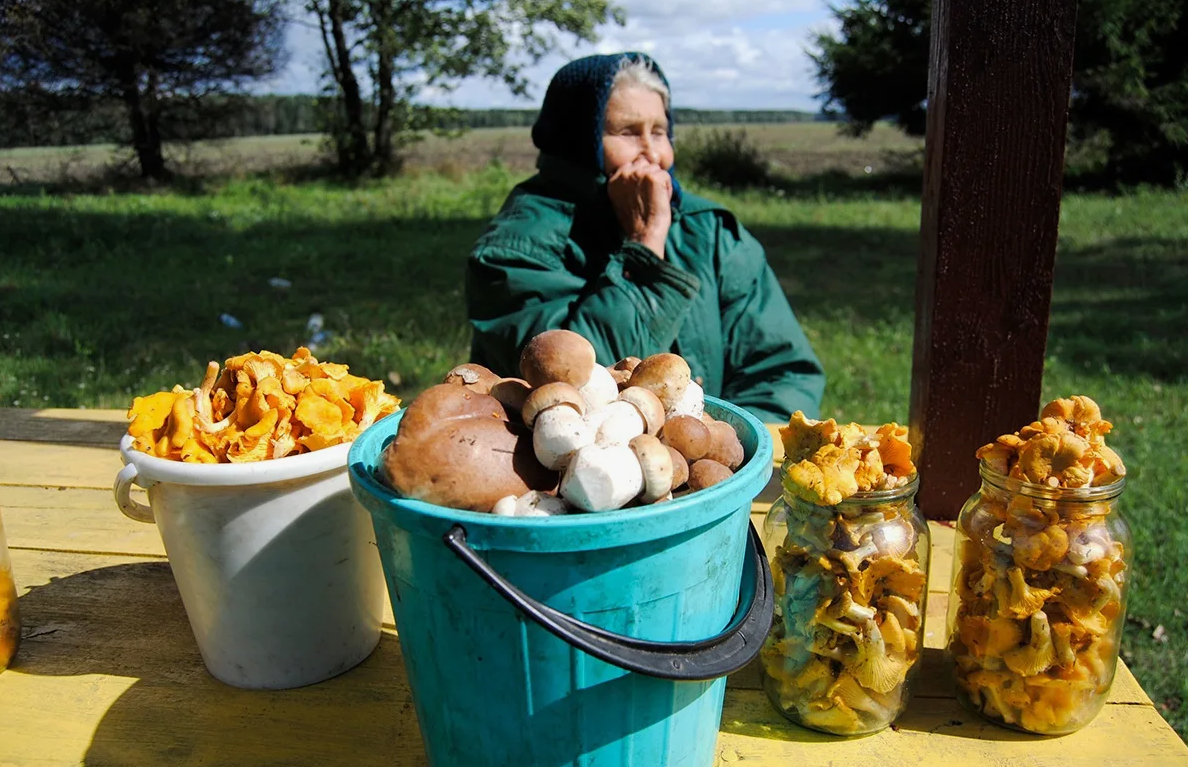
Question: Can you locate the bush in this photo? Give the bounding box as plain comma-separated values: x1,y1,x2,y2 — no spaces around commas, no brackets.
677,128,770,190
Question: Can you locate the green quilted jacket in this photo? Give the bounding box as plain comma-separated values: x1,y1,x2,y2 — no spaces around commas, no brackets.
465,155,825,423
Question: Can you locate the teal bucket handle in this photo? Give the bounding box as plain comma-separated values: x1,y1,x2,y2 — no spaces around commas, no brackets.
443,522,773,682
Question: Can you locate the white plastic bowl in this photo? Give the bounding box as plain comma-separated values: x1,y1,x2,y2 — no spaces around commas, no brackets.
115,434,386,689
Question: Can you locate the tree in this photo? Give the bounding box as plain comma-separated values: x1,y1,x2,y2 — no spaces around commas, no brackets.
810,0,1188,185
308,0,624,178
0,0,286,180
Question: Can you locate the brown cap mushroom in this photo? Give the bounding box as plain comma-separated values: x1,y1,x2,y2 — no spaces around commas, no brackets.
629,434,674,503
519,329,597,388
660,415,711,462
618,386,666,435
614,356,642,374
488,377,532,414
608,357,642,390
627,353,691,411
688,459,734,491
521,382,585,428
443,363,502,394
704,418,745,470
381,385,556,511
667,445,690,490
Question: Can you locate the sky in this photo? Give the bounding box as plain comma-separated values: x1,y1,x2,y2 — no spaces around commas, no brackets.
264,0,836,112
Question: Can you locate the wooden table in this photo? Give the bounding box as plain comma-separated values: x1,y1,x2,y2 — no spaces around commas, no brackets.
1,408,1185,766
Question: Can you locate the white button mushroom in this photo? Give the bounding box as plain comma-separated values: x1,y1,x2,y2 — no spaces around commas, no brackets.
585,400,646,446
560,444,645,511
577,362,620,413
666,380,704,420
492,495,519,516
618,386,666,436
533,405,595,470
514,491,570,517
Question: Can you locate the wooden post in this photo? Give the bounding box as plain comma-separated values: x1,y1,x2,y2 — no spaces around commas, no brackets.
909,0,1079,520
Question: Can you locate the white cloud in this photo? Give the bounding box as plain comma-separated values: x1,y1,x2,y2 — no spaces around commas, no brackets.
262,0,836,111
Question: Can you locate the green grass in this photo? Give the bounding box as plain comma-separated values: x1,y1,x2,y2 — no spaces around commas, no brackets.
0,151,1185,740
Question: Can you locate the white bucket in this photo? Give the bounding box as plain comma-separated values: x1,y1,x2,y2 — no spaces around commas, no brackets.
114,434,386,689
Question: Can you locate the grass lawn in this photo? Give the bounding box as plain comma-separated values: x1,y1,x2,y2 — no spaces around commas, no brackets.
0,137,1185,739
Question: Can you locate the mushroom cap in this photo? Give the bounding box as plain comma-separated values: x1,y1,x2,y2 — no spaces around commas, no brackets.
613,356,642,373
704,418,744,470
488,377,533,414
533,405,595,471
560,443,644,511
667,445,690,489
443,363,502,394
381,386,556,512
396,383,509,435
687,459,734,491
522,382,585,428
627,353,691,411
660,415,712,462
609,357,641,391
618,386,666,435
629,433,674,503
519,329,597,388
607,366,632,389
578,363,620,412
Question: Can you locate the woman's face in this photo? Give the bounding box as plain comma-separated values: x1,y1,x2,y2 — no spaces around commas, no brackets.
601,84,674,176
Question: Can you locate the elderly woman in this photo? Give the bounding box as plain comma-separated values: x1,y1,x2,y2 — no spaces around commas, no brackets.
465,52,825,423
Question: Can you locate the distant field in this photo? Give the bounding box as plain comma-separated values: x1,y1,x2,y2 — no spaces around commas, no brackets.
0,123,923,187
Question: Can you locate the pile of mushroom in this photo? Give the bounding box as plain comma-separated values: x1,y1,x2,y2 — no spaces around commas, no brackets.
948,395,1129,734
381,330,745,515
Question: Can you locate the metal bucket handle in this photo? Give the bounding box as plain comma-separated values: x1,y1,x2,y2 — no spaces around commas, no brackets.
443,522,773,682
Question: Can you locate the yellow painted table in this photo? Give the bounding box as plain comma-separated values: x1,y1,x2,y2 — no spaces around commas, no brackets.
1,409,1185,767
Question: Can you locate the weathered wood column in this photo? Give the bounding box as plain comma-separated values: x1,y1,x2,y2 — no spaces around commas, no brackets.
910,0,1080,520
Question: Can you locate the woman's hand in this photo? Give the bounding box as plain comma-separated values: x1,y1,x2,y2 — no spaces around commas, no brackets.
607,158,673,259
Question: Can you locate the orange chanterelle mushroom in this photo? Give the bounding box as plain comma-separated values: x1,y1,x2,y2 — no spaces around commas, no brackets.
126,348,400,463
952,395,1128,734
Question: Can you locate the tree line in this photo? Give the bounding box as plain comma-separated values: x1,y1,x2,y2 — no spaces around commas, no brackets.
0,96,820,150
3,0,1184,184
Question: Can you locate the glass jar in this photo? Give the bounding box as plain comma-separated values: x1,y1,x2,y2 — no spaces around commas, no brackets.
759,477,930,735
945,462,1130,735
0,513,20,671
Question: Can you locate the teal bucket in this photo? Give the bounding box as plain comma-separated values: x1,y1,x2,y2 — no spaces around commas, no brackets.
348,396,774,767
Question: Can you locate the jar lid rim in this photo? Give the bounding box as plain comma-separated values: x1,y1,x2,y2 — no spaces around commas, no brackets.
978,460,1126,500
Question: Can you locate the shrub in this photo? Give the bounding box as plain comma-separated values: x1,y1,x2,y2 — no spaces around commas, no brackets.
677,128,770,190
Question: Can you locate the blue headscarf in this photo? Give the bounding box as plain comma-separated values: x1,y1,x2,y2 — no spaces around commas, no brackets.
532,52,682,203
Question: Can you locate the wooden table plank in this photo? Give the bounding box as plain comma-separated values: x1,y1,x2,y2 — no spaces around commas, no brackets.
2,549,423,767
2,487,163,558
4,549,1182,767
0,441,123,489
719,689,1188,766
0,408,128,447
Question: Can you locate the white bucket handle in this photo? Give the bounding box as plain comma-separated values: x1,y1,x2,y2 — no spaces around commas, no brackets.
114,463,155,524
